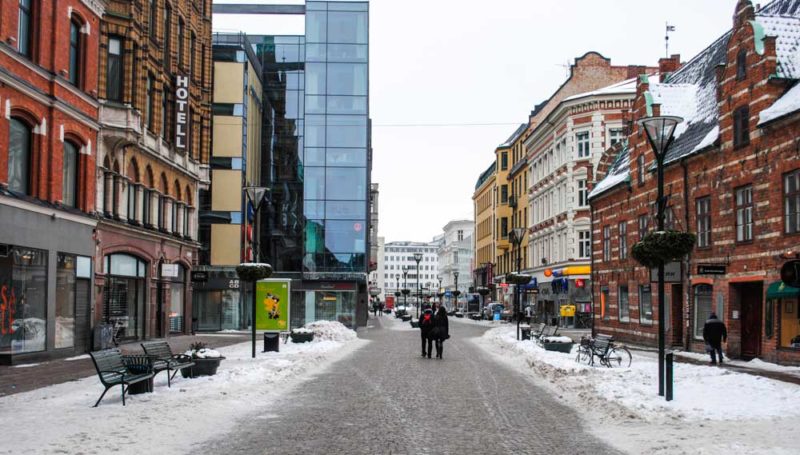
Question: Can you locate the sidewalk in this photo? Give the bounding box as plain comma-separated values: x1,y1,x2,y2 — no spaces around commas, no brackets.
0,333,249,397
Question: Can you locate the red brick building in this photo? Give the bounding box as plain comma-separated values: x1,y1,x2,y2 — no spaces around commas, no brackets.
0,0,104,363
590,0,800,365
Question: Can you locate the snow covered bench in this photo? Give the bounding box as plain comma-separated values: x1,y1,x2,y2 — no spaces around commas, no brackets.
89,348,155,407
141,341,195,387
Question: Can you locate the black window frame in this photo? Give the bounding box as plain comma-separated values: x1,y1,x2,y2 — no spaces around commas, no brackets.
637,154,645,185
8,117,33,195
146,73,155,130
177,17,185,70
163,3,172,69
696,196,712,248
18,0,34,59
602,225,611,261
68,18,82,87
785,169,800,235
106,36,124,102
736,185,754,242
500,151,508,171
618,221,627,260
149,0,158,40
733,106,750,149
62,140,80,208
736,49,747,81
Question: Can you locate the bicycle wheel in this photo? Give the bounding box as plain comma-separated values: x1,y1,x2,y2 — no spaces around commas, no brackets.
576,345,593,365
606,346,632,368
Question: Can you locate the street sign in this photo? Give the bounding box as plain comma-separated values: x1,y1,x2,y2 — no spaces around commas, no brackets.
697,264,726,275
650,262,682,283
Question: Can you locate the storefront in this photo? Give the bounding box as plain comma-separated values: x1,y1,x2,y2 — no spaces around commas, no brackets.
766,282,800,360
192,268,246,332
293,281,358,329
0,202,95,364
103,254,147,341
532,266,592,327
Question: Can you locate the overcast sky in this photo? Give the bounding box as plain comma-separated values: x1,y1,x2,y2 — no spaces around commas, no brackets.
214,0,739,243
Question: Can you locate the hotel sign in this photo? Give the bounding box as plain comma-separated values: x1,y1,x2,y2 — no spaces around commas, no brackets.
175,75,189,150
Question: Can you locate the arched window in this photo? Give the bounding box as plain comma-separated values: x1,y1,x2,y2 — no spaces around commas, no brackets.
736,49,747,81
8,117,32,194
68,17,82,87
18,0,33,58
62,141,79,207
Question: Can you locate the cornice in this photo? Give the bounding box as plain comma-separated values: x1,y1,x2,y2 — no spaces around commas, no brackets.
80,0,107,18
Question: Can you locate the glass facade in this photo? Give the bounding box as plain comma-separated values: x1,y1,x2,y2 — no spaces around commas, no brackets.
104,254,147,340
0,245,48,354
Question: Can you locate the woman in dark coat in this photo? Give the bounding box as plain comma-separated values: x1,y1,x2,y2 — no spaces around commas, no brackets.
433,306,449,359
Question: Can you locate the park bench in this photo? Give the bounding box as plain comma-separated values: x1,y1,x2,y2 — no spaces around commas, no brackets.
588,334,614,366
141,340,195,387
535,324,559,344
89,348,155,407
529,323,546,339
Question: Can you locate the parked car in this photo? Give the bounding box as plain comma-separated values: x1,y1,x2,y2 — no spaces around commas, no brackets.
394,305,408,318
500,306,514,321
482,303,505,320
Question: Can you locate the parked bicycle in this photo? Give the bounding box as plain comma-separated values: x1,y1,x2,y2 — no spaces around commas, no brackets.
576,334,632,368
109,317,128,347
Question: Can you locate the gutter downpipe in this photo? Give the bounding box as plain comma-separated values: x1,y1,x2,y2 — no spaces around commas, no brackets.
681,158,691,352
590,203,596,338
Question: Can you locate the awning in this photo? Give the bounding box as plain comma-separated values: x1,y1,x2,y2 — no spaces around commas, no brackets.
766,281,800,299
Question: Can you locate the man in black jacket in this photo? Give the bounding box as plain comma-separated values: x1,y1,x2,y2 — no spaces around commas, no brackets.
703,313,728,365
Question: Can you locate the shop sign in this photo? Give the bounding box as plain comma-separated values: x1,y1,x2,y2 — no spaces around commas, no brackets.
161,263,179,278
698,264,727,275
175,75,189,150
191,271,208,282
255,279,291,332
650,262,681,283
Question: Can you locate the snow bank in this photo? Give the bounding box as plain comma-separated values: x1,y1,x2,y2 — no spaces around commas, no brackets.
478,326,800,422
303,320,357,342
0,334,365,455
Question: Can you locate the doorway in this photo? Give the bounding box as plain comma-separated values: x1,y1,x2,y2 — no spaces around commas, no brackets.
734,282,763,359
671,284,683,346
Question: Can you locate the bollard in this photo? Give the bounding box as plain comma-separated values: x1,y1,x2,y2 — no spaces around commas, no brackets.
665,351,674,402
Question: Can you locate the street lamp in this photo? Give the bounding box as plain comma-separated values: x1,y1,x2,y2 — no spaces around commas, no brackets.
413,252,423,318
402,266,409,309
243,186,269,359
453,271,460,312
639,115,682,400
510,227,525,339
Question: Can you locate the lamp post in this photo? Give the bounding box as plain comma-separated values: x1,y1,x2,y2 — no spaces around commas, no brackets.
511,227,525,340
413,252,423,318
639,115,682,399
402,266,409,309
243,186,269,359
437,276,442,308
453,271,459,311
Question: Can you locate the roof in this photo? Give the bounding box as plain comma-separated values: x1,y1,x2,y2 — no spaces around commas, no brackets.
497,124,527,149
759,81,800,124
474,161,496,190
588,143,630,200
562,77,639,102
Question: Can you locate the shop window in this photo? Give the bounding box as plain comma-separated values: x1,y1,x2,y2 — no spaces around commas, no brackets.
0,245,48,354
68,18,82,87
163,264,185,333
639,285,653,324
62,141,79,208
104,254,147,340
18,0,33,58
780,297,800,349
55,254,77,348
8,118,32,195
619,285,630,322
694,284,713,339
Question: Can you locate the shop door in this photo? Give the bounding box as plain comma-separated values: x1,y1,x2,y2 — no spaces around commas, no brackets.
671,284,683,345
739,282,763,359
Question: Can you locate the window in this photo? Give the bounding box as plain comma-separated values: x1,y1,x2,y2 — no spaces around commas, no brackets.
639,285,653,324
127,183,137,222
693,285,713,339
162,87,169,139
736,49,747,81
68,19,82,87
618,221,628,260
696,197,711,247
163,3,172,68
785,170,800,234
579,230,590,258
62,141,79,208
601,286,610,321
501,185,508,204
619,285,630,322
457,230,464,241
665,206,675,230
190,32,196,77
8,118,32,194
149,0,158,39
56,253,80,348
177,17,185,69
609,128,624,146
501,152,508,170
501,217,508,238
143,188,152,226
733,106,750,148
107,37,123,101
602,226,611,261
18,0,33,58
0,245,47,353
638,214,649,240
779,296,800,348
637,154,645,185
576,132,590,158
736,185,753,241
577,179,587,207
146,74,155,129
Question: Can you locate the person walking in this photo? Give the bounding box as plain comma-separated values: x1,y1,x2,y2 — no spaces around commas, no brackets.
703,312,728,365
432,305,449,359
419,308,434,358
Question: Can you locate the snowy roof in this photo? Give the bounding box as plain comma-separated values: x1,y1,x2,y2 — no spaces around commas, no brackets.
588,144,630,200
759,81,800,124
756,15,800,78
563,77,639,102
497,123,528,149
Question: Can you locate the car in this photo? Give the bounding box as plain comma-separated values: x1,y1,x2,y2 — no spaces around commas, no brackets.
482,303,505,320
501,306,514,321
394,305,408,318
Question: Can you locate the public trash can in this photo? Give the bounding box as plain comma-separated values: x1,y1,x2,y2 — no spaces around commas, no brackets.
521,327,531,341
263,332,280,352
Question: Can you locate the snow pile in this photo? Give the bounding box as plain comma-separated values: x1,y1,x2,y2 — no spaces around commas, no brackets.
0,333,365,455
541,336,574,343
478,326,800,422
291,328,313,334
194,348,221,359
303,320,357,342
759,82,800,125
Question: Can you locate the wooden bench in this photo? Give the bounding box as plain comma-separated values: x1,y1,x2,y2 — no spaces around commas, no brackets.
89,348,155,407
589,334,614,366
141,341,195,387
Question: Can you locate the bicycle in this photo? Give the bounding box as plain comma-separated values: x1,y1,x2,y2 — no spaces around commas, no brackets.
109,317,128,346
576,335,632,368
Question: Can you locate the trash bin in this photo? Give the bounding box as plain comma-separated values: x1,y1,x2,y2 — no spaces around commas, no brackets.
521,327,531,341
263,332,280,352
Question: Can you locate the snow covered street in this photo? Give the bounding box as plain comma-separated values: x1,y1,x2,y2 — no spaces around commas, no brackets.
0,322,366,455
475,326,800,454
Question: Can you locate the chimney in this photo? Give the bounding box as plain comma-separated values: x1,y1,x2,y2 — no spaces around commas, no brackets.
659,54,681,82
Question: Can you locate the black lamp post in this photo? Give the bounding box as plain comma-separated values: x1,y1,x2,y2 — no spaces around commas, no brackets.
243,186,269,359
453,271,459,311
402,266,409,309
511,227,525,340
413,252,423,317
639,115,682,399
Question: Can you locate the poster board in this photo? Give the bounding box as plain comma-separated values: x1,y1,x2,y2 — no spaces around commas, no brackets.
255,279,291,332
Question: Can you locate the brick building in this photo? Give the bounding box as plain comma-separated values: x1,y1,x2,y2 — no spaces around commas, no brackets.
0,0,104,363
94,0,212,340
590,0,800,365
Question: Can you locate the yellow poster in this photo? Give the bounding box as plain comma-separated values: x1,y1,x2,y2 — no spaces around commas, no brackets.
255,279,291,331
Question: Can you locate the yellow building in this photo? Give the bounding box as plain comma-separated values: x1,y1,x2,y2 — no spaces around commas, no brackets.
473,161,496,293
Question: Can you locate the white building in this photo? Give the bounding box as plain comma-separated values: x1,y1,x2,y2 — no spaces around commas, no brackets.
437,220,475,295
383,241,440,301
369,236,385,301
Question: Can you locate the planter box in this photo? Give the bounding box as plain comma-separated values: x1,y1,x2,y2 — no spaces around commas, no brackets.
181,357,225,378
542,342,574,354
401,315,412,322
410,320,419,328
290,332,314,343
